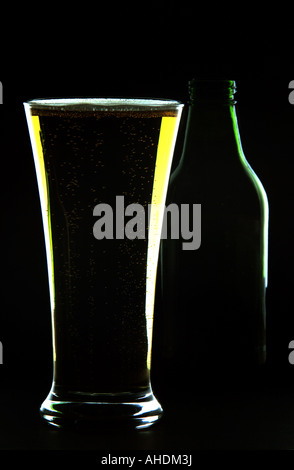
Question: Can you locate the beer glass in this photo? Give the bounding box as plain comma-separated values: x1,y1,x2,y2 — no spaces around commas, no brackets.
24,98,183,429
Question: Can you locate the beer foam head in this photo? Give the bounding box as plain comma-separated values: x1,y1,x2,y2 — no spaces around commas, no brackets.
25,98,182,111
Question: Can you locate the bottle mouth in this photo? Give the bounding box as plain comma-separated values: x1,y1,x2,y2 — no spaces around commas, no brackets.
189,79,237,104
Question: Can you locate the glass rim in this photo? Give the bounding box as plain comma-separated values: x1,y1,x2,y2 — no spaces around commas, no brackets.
23,97,184,111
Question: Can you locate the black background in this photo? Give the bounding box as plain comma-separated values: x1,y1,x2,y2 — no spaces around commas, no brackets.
1,5,294,461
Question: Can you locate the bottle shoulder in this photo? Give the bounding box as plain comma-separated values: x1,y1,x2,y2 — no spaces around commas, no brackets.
167,152,268,218
170,150,263,191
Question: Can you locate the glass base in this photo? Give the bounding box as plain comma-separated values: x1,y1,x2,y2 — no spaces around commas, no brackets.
40,386,163,430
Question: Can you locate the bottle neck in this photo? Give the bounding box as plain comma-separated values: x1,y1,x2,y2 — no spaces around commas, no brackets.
179,81,244,167
189,79,237,105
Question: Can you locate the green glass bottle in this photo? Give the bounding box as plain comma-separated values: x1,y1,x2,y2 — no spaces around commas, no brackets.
159,79,269,388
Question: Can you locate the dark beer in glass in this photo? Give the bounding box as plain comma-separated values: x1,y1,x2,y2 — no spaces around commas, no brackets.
24,98,183,429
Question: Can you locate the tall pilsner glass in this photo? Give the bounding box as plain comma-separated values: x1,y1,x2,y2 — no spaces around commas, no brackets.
24,98,183,429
